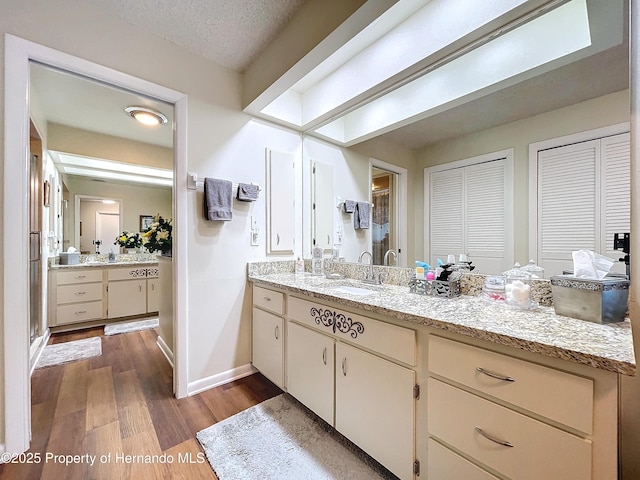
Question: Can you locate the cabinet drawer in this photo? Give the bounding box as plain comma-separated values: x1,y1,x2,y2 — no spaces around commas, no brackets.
428,378,592,480
288,296,415,366
56,301,103,324
428,335,593,434
57,282,103,304
145,267,159,278
253,285,284,315
56,269,103,285
428,438,500,480
108,267,149,281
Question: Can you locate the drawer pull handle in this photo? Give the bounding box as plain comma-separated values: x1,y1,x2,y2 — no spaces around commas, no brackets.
75,275,86,279
75,310,87,315
274,326,279,340
476,367,515,382
322,347,327,365
263,296,272,302
341,357,347,376
75,291,86,295
475,427,513,448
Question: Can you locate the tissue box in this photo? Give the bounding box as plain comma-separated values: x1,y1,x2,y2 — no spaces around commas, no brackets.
550,275,629,323
59,252,80,265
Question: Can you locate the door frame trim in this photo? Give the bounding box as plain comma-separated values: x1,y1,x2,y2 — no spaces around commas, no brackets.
3,33,189,453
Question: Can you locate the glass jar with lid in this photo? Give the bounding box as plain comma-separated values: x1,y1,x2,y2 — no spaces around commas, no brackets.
502,264,538,310
521,259,545,279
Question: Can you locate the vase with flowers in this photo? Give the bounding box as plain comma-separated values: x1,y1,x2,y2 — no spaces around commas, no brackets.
142,215,172,256
114,231,143,253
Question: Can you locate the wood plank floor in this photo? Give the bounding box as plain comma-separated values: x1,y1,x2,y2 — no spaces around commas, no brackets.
0,326,282,480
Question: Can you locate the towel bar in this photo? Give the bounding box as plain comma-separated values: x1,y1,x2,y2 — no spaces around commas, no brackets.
187,172,261,192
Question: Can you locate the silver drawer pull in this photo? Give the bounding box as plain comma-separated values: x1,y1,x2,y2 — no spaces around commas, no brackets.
75,275,86,279
75,291,86,295
475,427,513,448
322,347,327,365
263,296,272,302
476,367,515,382
75,310,87,315
274,326,279,340
341,357,347,376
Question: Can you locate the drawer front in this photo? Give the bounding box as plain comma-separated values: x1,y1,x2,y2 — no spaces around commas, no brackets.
253,285,285,315
56,269,103,285
428,438,500,480
427,378,592,480
145,267,159,278
428,335,593,434
289,296,415,366
57,282,103,304
107,267,149,281
56,301,103,324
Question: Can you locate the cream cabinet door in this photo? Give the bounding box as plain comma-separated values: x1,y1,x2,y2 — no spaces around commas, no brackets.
107,279,147,318
267,149,295,254
287,321,335,425
335,342,415,480
147,278,160,313
252,307,284,388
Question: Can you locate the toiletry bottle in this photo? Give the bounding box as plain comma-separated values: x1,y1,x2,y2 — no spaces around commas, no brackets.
295,257,305,275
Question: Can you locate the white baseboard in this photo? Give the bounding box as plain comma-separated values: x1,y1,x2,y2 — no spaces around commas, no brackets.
187,363,257,396
156,336,174,369
29,328,51,376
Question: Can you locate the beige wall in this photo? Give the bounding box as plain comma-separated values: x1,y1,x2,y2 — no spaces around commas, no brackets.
414,89,630,264
48,123,173,169
64,177,172,253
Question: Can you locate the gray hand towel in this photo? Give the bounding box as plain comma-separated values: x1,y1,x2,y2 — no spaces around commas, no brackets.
344,200,356,213
237,183,259,202
204,178,233,221
354,202,370,229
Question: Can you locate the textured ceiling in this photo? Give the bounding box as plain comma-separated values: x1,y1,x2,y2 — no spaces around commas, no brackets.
83,0,309,72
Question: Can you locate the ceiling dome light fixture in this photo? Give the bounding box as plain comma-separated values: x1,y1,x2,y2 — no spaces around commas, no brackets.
124,106,168,126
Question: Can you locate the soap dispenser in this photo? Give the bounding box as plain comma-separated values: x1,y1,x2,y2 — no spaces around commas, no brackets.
311,247,324,276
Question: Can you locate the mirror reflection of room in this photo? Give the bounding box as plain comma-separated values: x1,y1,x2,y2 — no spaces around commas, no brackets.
371,168,397,266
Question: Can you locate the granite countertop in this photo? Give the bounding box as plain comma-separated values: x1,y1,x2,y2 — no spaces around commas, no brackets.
248,272,636,376
50,260,159,270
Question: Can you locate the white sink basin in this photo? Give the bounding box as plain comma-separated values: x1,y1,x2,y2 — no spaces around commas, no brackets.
330,285,378,296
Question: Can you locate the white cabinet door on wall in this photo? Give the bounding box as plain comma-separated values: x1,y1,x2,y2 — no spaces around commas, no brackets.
267,149,295,254
287,321,335,425
335,342,415,480
313,161,334,250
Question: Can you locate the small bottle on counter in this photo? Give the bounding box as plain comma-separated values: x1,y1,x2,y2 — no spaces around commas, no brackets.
295,257,305,276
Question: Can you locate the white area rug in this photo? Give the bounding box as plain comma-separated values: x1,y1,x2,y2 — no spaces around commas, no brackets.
104,317,159,336
36,337,102,369
196,394,395,480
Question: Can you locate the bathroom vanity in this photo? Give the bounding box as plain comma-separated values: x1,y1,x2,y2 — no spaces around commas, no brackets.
48,260,159,329
248,266,635,480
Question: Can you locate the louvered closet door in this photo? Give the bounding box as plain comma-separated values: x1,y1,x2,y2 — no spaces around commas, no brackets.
428,159,510,273
429,168,464,265
465,161,507,274
537,140,599,276
601,133,630,275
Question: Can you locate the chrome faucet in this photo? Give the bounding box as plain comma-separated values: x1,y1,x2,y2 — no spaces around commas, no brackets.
358,250,379,284
383,249,397,266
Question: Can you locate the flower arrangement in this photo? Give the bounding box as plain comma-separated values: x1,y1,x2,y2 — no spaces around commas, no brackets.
114,231,143,249
142,215,172,255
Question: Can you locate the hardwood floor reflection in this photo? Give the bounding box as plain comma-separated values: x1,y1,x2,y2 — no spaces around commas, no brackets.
0,327,281,480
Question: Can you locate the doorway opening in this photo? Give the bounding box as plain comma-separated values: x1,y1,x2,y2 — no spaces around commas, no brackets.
4,34,188,454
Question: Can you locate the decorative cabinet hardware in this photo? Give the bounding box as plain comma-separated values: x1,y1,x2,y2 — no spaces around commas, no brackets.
309,307,365,338
341,357,347,376
474,427,514,447
274,325,280,340
476,367,515,382
322,347,327,365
